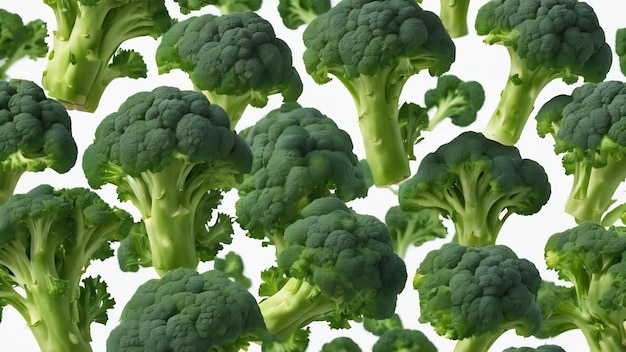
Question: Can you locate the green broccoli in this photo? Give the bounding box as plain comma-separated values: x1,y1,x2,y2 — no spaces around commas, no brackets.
413,242,543,352
106,267,267,352
616,28,626,78
373,329,437,352
0,184,132,352
363,314,404,337
236,103,369,254
0,79,78,204
437,0,471,38
261,328,311,352
424,74,485,130
384,205,448,258
41,0,173,112
0,9,48,80
398,131,551,247
503,345,566,352
535,81,626,225
277,0,332,29
82,86,252,276
213,251,252,288
258,197,407,343
475,0,612,145
173,0,262,14
155,12,303,129
303,0,456,185
321,337,363,352
535,223,626,352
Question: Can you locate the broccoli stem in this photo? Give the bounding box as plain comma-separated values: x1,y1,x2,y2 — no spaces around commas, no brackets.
439,0,471,38
564,157,626,225
0,169,24,205
483,49,554,145
452,332,500,352
258,277,337,341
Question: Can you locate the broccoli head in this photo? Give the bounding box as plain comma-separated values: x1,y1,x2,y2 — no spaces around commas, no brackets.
236,103,369,253
372,329,437,352
424,74,485,130
82,86,252,276
0,9,48,80
503,345,566,352
156,11,303,129
0,184,132,352
321,337,363,352
535,81,626,225
536,223,626,352
303,0,455,185
0,79,78,204
398,131,551,247
617,28,626,78
258,197,407,342
41,0,173,112
173,0,262,14
475,0,612,145
278,0,332,29
413,242,543,352
384,205,448,258
107,268,267,352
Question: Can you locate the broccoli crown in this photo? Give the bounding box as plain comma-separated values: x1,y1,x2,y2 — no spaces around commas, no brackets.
236,103,368,240
0,79,77,174
384,205,448,258
413,242,543,340
475,0,611,83
174,0,262,14
156,12,303,108
303,0,455,83
617,28,626,77
321,336,363,352
278,0,332,29
278,197,408,320
0,9,48,79
502,345,566,352
424,74,486,128
107,268,267,352
372,329,437,352
362,314,404,336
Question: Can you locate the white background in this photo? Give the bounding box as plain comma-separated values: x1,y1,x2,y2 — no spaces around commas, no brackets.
1,0,625,351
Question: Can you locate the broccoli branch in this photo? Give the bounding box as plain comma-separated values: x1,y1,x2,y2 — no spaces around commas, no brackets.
439,0,471,38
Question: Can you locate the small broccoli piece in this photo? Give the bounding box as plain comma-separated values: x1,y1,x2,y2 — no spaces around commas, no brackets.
156,12,303,129
261,328,311,352
535,81,626,225
616,28,626,78
258,197,407,342
438,0,471,38
503,345,566,352
424,74,485,130
0,9,48,80
384,205,448,258
82,86,252,276
0,185,132,352
363,314,404,337
213,251,252,288
303,0,456,185
321,336,363,352
278,0,332,29
373,329,437,352
0,79,78,204
107,268,267,352
236,103,368,254
535,223,626,352
41,0,173,112
398,131,551,247
397,102,430,160
475,0,612,145
174,0,261,14
413,242,543,352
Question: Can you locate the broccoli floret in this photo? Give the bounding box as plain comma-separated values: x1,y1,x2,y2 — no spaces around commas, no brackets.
617,28,626,78
535,81,626,225
82,86,252,276
535,223,626,352
0,79,78,204
258,197,407,342
173,0,261,14
363,314,404,337
0,9,48,80
106,268,267,352
437,0,471,38
41,0,173,112
384,205,448,258
278,0,332,29
155,12,303,129
398,131,551,247
397,102,430,161
373,329,437,352
321,336,363,352
213,251,252,288
236,103,368,254
503,345,566,352
475,0,612,145
413,242,543,352
261,328,311,352
0,185,132,352
303,0,456,185
424,74,485,130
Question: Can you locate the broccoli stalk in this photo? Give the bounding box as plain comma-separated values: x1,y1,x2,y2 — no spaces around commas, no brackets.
438,0,471,38
42,0,172,112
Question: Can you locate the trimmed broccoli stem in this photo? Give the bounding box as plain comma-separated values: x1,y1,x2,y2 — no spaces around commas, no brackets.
201,90,251,130
0,169,24,205
564,158,626,225
483,51,554,146
258,278,337,341
439,0,470,38
452,332,500,352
